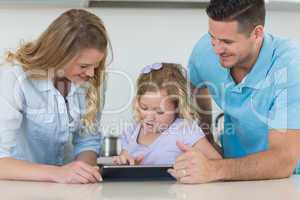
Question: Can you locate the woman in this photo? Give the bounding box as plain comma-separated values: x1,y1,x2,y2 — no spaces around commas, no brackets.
0,9,111,184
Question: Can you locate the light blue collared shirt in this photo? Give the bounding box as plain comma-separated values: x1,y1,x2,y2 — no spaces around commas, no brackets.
0,64,103,165
188,33,300,173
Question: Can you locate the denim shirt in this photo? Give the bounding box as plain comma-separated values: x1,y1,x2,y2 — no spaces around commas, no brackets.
0,64,103,165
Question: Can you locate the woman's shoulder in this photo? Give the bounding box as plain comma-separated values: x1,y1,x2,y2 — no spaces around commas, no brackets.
0,63,25,80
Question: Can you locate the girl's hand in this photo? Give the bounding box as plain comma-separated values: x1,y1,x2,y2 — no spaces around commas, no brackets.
53,161,102,184
112,154,144,165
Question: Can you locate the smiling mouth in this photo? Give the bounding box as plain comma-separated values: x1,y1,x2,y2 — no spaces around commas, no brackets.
220,55,231,58
79,76,90,81
145,122,154,127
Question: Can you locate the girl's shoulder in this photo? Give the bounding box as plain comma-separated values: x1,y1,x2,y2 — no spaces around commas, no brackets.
168,118,205,145
170,118,201,132
121,121,141,136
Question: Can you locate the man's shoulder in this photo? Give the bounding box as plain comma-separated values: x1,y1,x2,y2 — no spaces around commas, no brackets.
268,33,300,71
191,34,214,56
189,34,218,66
269,33,300,60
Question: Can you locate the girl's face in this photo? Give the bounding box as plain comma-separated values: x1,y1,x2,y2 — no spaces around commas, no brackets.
137,90,177,134
63,48,104,84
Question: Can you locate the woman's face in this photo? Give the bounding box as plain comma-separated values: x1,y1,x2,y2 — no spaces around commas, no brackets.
63,48,104,84
137,90,177,134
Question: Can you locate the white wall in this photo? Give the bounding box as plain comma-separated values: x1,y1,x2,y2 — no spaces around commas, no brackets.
0,7,299,136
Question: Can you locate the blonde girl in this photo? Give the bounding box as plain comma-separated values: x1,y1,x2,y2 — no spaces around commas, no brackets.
113,63,221,165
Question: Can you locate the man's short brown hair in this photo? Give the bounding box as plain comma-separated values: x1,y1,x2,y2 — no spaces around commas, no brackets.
206,0,266,36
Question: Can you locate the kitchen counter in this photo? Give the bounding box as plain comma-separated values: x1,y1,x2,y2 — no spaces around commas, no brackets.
1,175,300,200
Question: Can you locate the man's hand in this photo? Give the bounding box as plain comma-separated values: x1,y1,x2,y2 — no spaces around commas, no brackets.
168,141,221,184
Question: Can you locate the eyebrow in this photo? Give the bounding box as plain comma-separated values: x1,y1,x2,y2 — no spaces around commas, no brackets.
139,102,147,107
139,102,162,111
208,32,236,43
79,63,100,68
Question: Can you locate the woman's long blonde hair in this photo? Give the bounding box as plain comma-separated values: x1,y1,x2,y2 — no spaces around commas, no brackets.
6,9,112,134
135,63,199,122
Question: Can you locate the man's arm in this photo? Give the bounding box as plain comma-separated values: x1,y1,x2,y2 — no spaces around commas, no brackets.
217,130,300,181
192,86,222,154
170,129,300,184
192,87,212,139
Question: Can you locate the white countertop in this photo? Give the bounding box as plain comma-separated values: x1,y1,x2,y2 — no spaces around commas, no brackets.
1,175,300,200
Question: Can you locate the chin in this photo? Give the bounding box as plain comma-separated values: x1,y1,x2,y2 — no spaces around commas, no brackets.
220,62,232,68
73,78,89,85
220,60,236,68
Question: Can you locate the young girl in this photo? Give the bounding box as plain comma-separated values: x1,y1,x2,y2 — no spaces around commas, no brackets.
113,63,221,165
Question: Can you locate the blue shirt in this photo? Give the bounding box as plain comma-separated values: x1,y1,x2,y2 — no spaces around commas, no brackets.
0,64,103,165
188,33,300,173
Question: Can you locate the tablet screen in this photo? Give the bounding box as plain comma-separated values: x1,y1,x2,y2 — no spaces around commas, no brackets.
99,164,175,181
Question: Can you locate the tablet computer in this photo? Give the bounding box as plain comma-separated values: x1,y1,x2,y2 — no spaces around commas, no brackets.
99,164,175,181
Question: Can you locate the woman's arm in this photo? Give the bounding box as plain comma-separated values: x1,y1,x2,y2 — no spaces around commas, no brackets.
0,157,101,183
75,150,98,166
0,157,58,182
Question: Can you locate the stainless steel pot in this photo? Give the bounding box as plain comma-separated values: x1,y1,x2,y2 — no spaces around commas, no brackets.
101,136,121,157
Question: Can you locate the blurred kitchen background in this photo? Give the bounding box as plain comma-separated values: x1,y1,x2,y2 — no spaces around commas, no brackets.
0,0,299,139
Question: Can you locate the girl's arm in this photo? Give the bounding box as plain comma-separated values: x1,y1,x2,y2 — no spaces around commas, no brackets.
192,138,222,159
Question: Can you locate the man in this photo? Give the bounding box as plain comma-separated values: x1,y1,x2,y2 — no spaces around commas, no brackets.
168,0,300,184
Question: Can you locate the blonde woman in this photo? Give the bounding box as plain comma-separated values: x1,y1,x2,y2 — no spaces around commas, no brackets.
113,63,221,165
0,9,111,183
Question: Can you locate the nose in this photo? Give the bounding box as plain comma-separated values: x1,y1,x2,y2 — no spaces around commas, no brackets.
85,66,95,77
212,40,225,55
145,110,156,121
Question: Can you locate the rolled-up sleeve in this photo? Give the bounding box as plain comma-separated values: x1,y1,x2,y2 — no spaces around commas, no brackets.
72,133,102,157
0,67,23,158
268,62,300,130
72,78,107,157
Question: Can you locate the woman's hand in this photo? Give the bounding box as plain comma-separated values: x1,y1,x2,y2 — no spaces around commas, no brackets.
112,153,144,165
53,161,102,184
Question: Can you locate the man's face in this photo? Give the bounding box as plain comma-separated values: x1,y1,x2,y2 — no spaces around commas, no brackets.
208,18,257,69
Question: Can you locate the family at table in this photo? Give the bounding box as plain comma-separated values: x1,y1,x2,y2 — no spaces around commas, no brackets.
0,0,300,184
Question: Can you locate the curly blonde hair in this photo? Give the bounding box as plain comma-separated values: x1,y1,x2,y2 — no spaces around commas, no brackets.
6,9,112,133
134,63,199,122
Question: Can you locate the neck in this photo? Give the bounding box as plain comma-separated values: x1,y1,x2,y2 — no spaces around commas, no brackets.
54,77,71,98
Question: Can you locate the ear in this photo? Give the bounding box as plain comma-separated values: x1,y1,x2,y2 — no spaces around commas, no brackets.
252,25,264,41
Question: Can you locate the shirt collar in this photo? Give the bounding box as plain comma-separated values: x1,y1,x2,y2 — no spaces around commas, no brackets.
242,33,274,89
33,79,86,95
32,79,53,92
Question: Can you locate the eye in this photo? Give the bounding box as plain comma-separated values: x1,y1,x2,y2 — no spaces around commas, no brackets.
224,40,234,45
156,110,165,115
139,105,148,111
80,65,89,69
